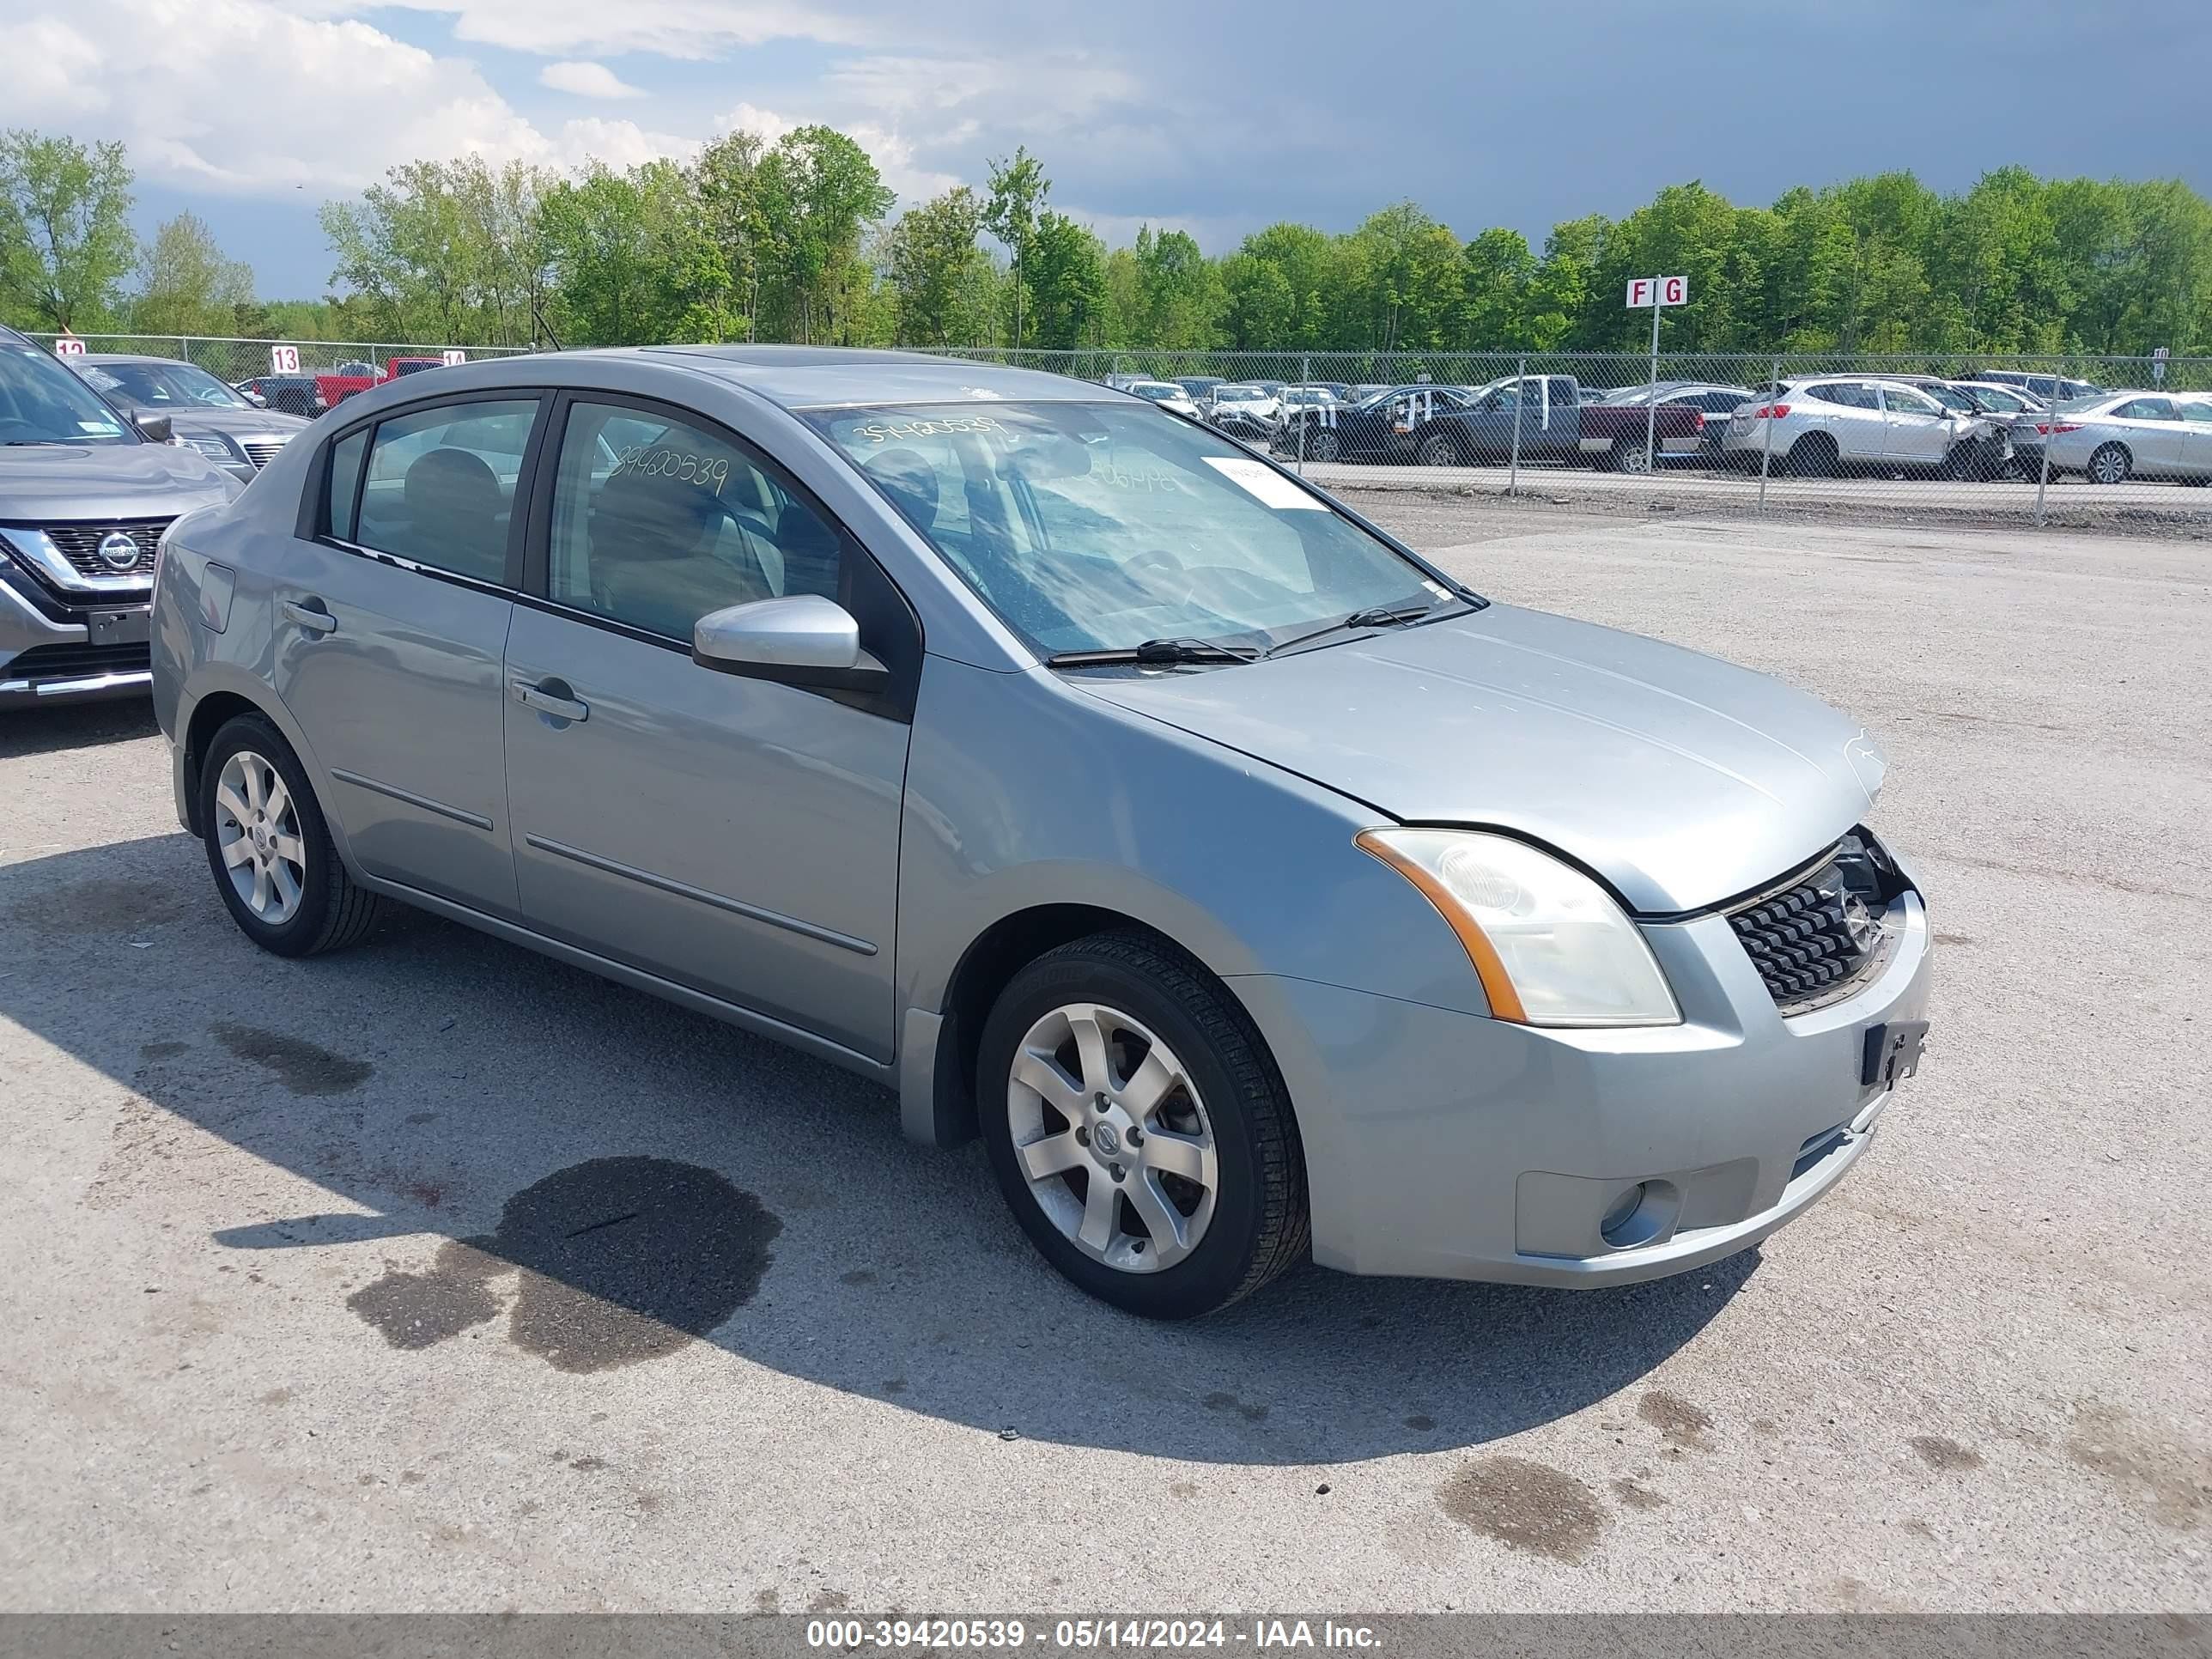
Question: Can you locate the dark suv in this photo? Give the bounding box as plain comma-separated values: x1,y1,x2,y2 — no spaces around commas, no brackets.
0,325,238,706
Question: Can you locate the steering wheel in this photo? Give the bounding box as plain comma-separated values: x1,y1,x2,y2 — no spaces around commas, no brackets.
1124,548,1195,603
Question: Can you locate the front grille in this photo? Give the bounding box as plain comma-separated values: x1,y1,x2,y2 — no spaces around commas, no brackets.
242,441,289,468
40,520,173,578
2,641,150,683
1727,833,1902,1013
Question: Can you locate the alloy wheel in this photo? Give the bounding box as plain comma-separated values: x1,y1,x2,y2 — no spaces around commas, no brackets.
213,749,307,926
1006,1001,1219,1274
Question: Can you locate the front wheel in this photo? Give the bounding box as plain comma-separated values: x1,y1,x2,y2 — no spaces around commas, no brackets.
1307,429,1341,463
1418,433,1459,467
199,713,387,957
977,932,1308,1319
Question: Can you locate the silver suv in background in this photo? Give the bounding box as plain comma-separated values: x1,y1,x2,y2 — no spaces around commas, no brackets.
72,355,310,483
0,326,238,707
1722,375,2000,477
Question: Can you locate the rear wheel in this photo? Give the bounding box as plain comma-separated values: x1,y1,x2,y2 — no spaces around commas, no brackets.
1418,433,1459,467
2087,442,2132,486
198,714,387,957
1611,436,1654,474
977,932,1308,1319
1786,432,1838,477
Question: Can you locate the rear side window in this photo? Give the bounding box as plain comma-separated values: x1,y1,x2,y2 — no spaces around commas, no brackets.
325,429,368,539
1814,383,1878,410
2113,397,2177,421
356,399,539,584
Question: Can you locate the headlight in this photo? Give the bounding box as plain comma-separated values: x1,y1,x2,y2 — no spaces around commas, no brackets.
1357,828,1680,1027
184,436,234,461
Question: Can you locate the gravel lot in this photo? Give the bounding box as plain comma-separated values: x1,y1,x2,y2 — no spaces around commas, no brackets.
3,500,2208,1613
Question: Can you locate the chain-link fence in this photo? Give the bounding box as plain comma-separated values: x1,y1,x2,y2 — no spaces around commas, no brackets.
940,348,2212,533
23,333,532,417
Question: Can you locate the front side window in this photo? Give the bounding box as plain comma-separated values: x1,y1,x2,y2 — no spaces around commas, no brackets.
806,401,1458,658
356,398,538,583
0,342,131,444
1881,386,1946,416
546,400,845,641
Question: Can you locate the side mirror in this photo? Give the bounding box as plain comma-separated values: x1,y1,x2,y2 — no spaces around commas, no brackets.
132,410,174,445
693,594,887,693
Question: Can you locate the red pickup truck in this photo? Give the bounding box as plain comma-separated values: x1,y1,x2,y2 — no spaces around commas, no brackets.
313,356,452,411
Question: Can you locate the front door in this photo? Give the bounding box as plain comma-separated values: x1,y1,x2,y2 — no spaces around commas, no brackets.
2179,400,2212,477
274,395,542,917
501,396,915,1063
1878,385,1956,465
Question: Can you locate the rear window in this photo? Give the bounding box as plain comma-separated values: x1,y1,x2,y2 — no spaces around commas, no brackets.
353,399,539,584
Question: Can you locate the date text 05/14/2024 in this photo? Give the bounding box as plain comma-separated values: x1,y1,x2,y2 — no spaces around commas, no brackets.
805,1620,1382,1651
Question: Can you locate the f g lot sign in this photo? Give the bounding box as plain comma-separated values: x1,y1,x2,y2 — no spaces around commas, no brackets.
1626,275,1689,308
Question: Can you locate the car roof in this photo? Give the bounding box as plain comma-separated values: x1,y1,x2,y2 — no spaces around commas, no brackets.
77,353,192,367
622,344,1109,409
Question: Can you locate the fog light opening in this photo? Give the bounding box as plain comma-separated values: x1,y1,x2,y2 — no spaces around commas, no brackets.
1599,1180,1678,1250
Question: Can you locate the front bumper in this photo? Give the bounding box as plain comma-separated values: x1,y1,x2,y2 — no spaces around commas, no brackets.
1233,880,1933,1286
0,562,153,707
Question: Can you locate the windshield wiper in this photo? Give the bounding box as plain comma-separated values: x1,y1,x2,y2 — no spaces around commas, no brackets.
1263,597,1473,658
1047,636,1261,668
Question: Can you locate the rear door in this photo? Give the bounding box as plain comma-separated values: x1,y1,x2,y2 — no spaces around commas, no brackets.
275,394,543,916
501,394,917,1062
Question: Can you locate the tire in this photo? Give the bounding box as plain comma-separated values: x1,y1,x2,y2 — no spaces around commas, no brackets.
1308,430,1341,463
1611,437,1654,474
1418,433,1459,467
1786,432,1838,477
2087,442,2132,486
198,713,387,957
977,931,1309,1319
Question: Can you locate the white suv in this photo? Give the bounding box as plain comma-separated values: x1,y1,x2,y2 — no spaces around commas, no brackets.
1722,376,1994,477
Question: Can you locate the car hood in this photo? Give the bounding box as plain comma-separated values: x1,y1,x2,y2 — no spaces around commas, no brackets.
162,407,312,442
0,441,240,520
1073,604,1884,914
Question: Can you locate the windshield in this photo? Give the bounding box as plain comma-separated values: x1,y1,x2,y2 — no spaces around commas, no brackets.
88,361,252,410
1131,384,1183,402
807,401,1462,657
0,343,134,445
1216,386,1263,403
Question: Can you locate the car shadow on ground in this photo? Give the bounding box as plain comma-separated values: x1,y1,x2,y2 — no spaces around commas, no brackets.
1,830,1752,1466
0,700,159,760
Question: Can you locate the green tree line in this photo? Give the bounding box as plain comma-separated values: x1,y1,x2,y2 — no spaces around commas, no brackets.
5,125,2209,356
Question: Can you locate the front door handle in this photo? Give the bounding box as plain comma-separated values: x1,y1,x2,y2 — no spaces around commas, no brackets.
282,599,337,635
512,678,588,723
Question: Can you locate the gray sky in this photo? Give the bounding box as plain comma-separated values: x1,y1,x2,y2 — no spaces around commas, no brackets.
17,0,2207,301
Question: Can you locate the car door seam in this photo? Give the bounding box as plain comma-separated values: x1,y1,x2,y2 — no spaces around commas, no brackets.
520,833,878,956
326,768,494,831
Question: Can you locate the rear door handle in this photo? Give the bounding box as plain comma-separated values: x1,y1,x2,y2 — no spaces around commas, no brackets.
512,678,588,723
282,599,337,635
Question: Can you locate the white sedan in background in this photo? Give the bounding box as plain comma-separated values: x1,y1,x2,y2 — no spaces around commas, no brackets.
2038,392,2212,484
1124,380,1203,418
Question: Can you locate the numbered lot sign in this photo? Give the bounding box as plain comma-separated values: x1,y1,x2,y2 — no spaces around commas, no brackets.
442,349,467,366
53,335,85,356
270,343,300,374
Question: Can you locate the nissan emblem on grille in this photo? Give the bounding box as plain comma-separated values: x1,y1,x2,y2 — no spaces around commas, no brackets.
96,531,141,570
1727,862,1887,1011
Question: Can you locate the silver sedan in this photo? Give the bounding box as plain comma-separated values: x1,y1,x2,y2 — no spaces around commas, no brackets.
2039,392,2212,484
150,347,1932,1318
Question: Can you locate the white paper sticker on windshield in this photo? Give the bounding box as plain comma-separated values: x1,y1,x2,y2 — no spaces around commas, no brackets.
1202,455,1326,510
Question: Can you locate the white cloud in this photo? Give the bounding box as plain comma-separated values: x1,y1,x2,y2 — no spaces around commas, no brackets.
538,60,644,100
302,0,866,59
550,118,702,172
